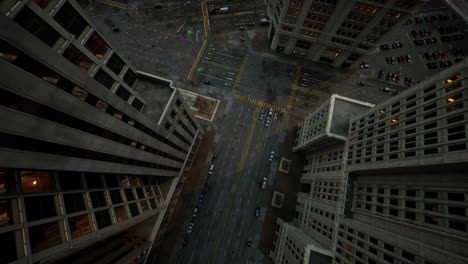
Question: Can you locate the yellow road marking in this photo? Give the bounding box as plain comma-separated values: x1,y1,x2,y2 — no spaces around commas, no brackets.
101,0,127,9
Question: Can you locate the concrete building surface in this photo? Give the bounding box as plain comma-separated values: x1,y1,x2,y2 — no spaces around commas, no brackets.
266,0,422,68
293,94,374,152
0,0,202,263
271,59,468,264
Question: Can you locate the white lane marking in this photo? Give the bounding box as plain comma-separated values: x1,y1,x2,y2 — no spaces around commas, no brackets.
196,29,199,42
177,22,186,32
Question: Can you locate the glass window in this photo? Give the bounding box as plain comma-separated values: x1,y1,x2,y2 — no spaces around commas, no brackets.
90,191,107,208
106,53,125,75
149,198,156,209
0,168,15,194
54,2,89,37
124,189,135,201
63,193,86,214
29,221,63,253
115,86,131,101
104,174,119,188
71,86,88,101
123,69,137,87
132,99,144,111
85,173,104,189
68,214,92,239
14,7,60,47
136,188,145,199
140,201,148,211
132,176,142,186
58,171,83,191
24,195,57,221
94,210,112,229
114,206,128,222
120,176,131,187
85,32,110,59
94,69,115,89
129,203,139,217
109,190,123,204
33,0,53,8
62,44,94,72
0,231,23,262
0,199,18,227
20,171,53,193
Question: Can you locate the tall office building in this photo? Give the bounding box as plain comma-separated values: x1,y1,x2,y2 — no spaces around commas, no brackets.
266,0,421,67
0,0,202,263
271,59,468,264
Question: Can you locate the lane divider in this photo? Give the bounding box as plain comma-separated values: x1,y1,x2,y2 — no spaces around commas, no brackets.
100,0,127,9
187,34,212,80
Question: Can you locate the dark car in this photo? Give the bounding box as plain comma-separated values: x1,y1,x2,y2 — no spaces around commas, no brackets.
154,5,163,9
255,207,260,217
183,238,189,247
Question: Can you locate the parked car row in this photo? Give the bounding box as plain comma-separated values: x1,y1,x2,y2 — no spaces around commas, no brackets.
411,29,433,38
427,61,453,69
408,15,451,25
452,47,468,57
414,38,437,46
437,25,460,35
441,34,465,42
384,72,402,84
424,51,449,60
259,108,276,127
380,42,403,50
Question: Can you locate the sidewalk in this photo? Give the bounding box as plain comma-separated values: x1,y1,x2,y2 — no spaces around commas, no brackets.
153,125,216,264
258,124,304,263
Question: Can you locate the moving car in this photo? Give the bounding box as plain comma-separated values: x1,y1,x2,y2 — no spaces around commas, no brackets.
208,164,214,174
255,207,260,217
269,151,275,161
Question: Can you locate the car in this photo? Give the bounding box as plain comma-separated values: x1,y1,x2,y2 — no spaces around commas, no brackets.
239,26,247,30
247,240,252,247
255,207,260,217
203,81,212,85
395,76,401,83
199,193,204,202
239,37,245,41
265,118,270,127
378,70,384,79
212,153,217,162
359,60,369,69
261,177,267,189
381,87,391,92
269,151,275,161
357,81,365,86
259,113,264,120
187,223,194,233
183,237,189,247
268,108,273,116
208,164,214,174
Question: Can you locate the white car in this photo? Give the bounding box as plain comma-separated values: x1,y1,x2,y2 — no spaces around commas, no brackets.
265,118,270,127
269,151,275,161
268,108,273,116
187,223,194,233
208,164,214,174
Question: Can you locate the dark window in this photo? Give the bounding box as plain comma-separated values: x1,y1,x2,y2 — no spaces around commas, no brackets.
110,190,123,204
170,111,176,118
0,231,20,262
389,209,398,216
104,174,119,188
90,191,107,208
14,7,60,47
424,216,439,225
94,210,112,229
24,195,57,221
85,32,110,59
448,206,465,216
448,193,465,201
176,99,182,107
114,206,128,222
123,69,137,87
384,243,394,252
402,251,415,261
116,86,131,101
136,188,145,199
62,44,93,72
85,173,104,189
63,193,86,213
406,190,416,197
0,168,15,194
129,203,139,216
54,2,89,37
449,220,466,231
106,53,125,75
405,212,416,220
149,198,156,209
125,189,135,201
369,237,378,245
383,254,394,263
406,201,416,208
58,171,83,190
390,199,398,206
0,199,15,227
94,69,115,89
132,99,144,111
33,0,53,8
29,221,62,253
68,214,92,239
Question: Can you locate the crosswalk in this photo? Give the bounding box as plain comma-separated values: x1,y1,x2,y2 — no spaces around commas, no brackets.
233,94,287,112
286,66,301,109
232,53,249,94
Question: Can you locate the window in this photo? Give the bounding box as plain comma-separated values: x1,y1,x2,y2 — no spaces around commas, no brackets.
105,174,119,188
132,99,144,111
63,193,86,213
94,209,112,229
0,231,23,262
94,69,115,89
114,206,128,222
0,199,16,227
24,195,57,221
29,221,63,253
62,44,93,72
424,216,439,225
448,206,465,216
14,7,60,47
85,32,110,59
0,169,15,194
68,214,92,239
58,171,83,190
129,203,139,216
136,188,145,199
71,86,88,101
109,190,123,204
449,220,466,231
115,86,131,101
125,188,135,201
85,173,104,189
90,191,107,208
448,193,465,201
106,53,125,75
20,171,53,193
54,2,89,37
33,0,53,8
120,176,131,187
123,69,137,87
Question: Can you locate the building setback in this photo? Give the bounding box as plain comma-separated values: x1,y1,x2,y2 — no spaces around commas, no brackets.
266,0,421,68
0,0,202,263
271,59,468,264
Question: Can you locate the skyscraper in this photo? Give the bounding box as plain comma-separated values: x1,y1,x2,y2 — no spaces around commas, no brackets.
0,0,202,263
271,59,468,264
266,0,421,67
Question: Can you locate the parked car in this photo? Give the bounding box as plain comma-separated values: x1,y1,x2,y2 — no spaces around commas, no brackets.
269,151,275,161
261,177,267,189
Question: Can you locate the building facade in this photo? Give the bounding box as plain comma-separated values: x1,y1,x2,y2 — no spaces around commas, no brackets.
271,59,468,264
266,0,421,68
0,0,202,263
